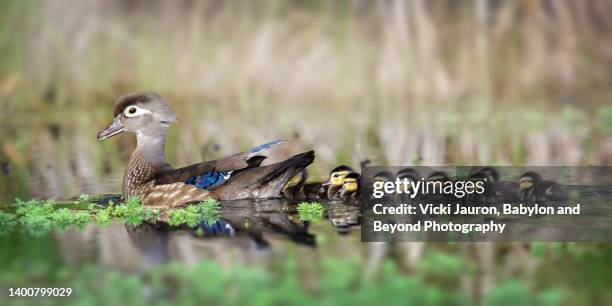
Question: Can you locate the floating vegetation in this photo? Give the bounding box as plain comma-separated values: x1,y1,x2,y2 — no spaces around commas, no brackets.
0,210,17,235
167,198,220,227
13,199,56,237
110,197,160,227
0,196,223,236
297,202,325,221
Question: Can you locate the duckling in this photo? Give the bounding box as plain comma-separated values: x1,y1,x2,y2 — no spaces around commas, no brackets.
367,170,395,203
339,172,361,205
283,169,327,200
373,170,394,182
283,170,307,199
323,165,354,200
467,168,519,205
427,170,450,182
518,171,567,204
395,168,421,203
422,171,453,205
396,167,420,180
328,203,360,234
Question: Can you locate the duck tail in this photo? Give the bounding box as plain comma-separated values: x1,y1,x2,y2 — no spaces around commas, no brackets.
211,151,315,200
258,151,314,186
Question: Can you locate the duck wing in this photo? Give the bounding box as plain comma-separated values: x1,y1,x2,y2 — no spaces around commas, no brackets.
210,150,315,200
154,140,283,187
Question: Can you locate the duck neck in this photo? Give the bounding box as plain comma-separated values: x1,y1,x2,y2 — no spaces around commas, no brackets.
134,130,168,166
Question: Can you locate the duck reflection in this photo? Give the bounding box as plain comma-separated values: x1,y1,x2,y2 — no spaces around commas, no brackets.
73,200,315,270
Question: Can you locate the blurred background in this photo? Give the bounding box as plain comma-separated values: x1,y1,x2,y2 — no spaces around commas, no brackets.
1,1,612,305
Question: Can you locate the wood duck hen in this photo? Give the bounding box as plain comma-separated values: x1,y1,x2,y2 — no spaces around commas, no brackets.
97,91,315,207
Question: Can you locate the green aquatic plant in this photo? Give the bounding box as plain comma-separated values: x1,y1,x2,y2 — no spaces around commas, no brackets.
13,199,55,237
94,205,113,227
199,198,221,224
167,199,221,227
0,211,17,235
112,197,159,226
296,202,325,221
49,208,75,231
78,193,93,205
10,198,94,236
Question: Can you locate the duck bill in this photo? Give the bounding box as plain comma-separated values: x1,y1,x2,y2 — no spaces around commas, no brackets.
322,180,331,186
97,116,125,141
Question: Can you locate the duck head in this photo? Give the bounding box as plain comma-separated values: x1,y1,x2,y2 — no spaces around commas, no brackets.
323,165,354,187
519,171,542,191
97,91,179,142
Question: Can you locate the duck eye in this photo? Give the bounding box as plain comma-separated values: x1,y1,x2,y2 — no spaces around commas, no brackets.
124,106,147,117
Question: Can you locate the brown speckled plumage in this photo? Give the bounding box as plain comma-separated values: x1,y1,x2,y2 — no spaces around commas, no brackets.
122,150,211,207
99,91,315,207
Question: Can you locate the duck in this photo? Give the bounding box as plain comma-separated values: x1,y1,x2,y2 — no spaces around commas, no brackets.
338,172,361,204
96,91,315,207
518,171,567,204
323,165,354,200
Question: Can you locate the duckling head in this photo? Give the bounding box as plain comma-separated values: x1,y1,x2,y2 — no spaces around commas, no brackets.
373,171,394,183
397,168,420,179
427,171,450,182
285,170,306,188
479,167,500,182
323,165,354,186
97,91,179,141
341,172,361,193
468,171,489,183
519,171,541,190
396,168,419,190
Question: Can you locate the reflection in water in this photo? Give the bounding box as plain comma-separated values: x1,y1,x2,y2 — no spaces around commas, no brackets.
54,199,359,271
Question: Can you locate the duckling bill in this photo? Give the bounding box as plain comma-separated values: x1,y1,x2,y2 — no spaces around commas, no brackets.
98,91,315,207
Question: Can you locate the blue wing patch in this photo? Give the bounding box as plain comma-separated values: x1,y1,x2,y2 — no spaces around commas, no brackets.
199,220,235,236
247,139,284,158
188,170,232,189
186,139,284,189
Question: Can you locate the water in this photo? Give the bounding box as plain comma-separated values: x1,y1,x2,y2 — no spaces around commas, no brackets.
52,199,363,271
